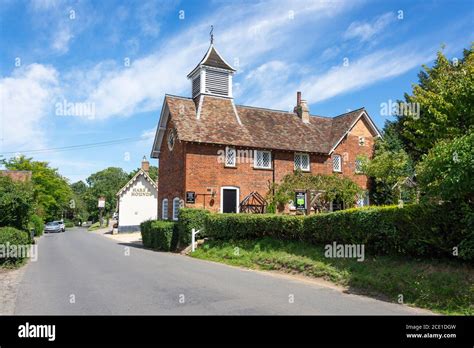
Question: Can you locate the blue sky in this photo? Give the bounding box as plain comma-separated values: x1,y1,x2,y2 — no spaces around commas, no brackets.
0,0,473,183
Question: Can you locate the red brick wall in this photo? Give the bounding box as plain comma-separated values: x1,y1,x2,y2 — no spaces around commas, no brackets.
330,117,375,189
158,116,376,215
157,119,186,220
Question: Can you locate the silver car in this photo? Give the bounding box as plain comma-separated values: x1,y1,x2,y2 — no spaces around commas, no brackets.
44,221,62,233
55,220,66,232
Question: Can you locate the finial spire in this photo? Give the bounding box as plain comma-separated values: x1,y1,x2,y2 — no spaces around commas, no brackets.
210,25,214,45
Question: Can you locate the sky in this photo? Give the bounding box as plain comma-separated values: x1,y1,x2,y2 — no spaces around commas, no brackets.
0,0,473,183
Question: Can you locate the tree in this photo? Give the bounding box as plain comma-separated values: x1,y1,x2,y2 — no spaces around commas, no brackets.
359,137,414,204
0,175,34,230
269,172,363,213
128,165,159,183
395,45,474,161
4,156,73,221
416,132,474,203
84,167,129,220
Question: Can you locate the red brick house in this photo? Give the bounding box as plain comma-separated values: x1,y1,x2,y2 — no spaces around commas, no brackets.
151,44,381,219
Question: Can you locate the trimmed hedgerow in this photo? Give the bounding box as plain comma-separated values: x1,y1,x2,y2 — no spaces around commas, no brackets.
203,203,471,260
0,227,31,265
140,220,178,251
177,208,210,247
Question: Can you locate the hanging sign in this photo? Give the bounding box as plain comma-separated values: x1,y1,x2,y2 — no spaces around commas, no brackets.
295,191,306,210
98,197,106,208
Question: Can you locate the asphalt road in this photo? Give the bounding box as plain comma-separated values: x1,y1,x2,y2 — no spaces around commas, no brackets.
15,227,429,315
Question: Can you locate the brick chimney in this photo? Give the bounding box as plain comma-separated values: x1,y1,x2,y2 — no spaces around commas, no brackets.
141,156,150,173
294,91,310,123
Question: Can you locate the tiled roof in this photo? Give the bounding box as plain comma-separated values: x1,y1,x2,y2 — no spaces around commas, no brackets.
187,45,235,77
162,94,373,154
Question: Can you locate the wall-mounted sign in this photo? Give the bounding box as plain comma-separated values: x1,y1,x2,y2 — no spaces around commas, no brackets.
186,191,196,204
131,188,151,196
98,197,106,208
295,191,306,210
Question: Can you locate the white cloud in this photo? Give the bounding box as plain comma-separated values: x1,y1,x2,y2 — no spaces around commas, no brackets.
52,26,73,53
68,0,357,120
344,12,395,42
0,64,59,152
245,45,435,110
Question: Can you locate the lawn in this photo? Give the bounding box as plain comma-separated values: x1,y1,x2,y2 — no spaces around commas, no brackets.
190,237,474,315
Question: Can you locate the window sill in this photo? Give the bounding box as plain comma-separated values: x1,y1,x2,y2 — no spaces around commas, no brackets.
253,166,273,171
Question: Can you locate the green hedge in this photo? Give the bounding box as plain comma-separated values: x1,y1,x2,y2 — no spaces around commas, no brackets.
140,220,178,251
29,214,44,237
204,203,472,260
177,208,210,247
0,227,31,265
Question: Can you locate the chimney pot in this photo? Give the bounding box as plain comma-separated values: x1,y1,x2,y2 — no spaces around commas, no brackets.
300,99,310,124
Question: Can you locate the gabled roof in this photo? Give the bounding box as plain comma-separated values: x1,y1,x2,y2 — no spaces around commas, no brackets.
116,169,158,197
187,45,235,78
151,94,381,158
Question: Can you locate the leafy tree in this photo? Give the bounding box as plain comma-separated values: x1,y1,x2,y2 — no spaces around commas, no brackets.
416,132,474,203
84,167,129,220
395,45,473,161
0,175,34,230
359,137,414,204
269,172,363,213
4,156,73,221
128,165,158,183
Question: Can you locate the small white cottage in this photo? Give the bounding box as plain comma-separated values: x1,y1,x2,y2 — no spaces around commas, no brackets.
116,157,158,232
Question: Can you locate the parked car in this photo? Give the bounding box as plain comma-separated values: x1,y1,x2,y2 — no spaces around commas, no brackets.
55,220,66,232
44,221,62,234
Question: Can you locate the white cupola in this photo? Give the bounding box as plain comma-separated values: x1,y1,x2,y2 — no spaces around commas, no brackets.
187,44,236,99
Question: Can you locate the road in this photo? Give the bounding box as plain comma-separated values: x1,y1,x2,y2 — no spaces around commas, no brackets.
15,227,429,315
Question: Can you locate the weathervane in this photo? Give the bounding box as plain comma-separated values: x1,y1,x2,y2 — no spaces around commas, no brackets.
210,25,214,44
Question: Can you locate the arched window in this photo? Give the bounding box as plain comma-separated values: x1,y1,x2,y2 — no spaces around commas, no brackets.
162,198,168,220
172,197,180,221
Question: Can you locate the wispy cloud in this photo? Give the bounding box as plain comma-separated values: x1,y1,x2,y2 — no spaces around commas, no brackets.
65,0,358,119
243,44,436,111
344,12,396,42
0,64,59,152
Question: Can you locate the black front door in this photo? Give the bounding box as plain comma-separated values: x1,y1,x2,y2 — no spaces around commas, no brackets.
222,189,237,213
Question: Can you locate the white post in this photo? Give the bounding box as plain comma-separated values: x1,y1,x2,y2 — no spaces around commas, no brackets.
191,228,201,252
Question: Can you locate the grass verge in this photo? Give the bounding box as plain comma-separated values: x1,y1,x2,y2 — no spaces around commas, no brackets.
190,237,474,315
87,222,102,231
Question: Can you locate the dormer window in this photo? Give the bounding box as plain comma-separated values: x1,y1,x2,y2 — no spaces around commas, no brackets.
188,44,235,99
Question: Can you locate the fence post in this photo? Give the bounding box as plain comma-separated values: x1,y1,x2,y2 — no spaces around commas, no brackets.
191,228,201,252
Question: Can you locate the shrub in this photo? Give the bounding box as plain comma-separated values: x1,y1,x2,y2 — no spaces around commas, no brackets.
64,221,74,228
29,214,44,237
205,214,305,241
141,220,178,251
177,208,210,247
0,227,31,265
204,203,471,260
0,176,34,230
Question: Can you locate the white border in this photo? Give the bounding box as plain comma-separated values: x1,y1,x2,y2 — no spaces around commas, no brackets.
220,186,240,213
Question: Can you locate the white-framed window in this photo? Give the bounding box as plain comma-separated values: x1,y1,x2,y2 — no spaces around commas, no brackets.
358,136,366,146
172,197,180,221
355,158,363,173
294,153,310,171
333,154,342,172
225,146,236,167
357,192,370,207
254,150,272,169
162,198,168,220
